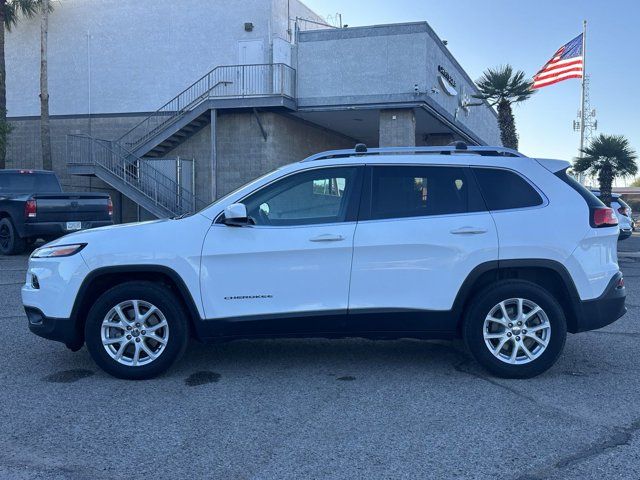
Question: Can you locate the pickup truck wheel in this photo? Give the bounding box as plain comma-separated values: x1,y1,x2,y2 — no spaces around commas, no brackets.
462,280,567,379
0,218,26,255
85,281,189,380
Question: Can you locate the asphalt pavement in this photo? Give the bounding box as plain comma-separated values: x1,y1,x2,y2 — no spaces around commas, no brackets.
1,237,640,479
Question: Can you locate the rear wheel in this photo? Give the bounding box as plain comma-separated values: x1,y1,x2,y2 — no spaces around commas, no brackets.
462,280,567,378
0,218,26,255
85,281,189,380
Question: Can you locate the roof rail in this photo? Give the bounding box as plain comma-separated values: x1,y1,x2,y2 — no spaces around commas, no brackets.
301,145,526,162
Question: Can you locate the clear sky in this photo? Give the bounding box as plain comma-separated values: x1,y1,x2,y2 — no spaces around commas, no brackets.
303,0,640,164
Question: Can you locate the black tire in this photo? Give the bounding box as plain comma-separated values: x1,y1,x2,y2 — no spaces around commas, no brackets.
0,217,26,255
462,280,567,379
85,281,189,380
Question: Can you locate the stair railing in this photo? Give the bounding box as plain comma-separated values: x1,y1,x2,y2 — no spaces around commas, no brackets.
118,63,295,152
67,134,206,216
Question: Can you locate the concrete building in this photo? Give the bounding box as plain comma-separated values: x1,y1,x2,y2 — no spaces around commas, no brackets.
6,0,500,223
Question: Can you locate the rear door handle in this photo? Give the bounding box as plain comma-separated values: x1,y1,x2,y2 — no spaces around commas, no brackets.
450,227,488,235
309,234,345,242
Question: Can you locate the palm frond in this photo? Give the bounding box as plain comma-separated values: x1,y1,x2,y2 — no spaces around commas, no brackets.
473,64,535,106
573,134,638,177
4,0,52,31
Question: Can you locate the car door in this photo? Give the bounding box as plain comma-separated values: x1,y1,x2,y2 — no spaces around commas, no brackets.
347,164,499,332
200,165,364,336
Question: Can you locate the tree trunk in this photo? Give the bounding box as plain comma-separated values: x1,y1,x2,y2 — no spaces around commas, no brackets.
40,0,52,170
598,162,614,207
497,99,518,150
0,0,7,169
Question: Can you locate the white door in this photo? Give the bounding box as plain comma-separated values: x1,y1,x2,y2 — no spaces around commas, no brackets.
200,166,364,336
237,40,265,95
348,165,498,331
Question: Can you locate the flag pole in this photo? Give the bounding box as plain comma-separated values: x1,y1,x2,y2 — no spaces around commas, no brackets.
579,20,587,160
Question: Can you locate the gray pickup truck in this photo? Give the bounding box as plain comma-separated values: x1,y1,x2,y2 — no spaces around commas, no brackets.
0,170,113,255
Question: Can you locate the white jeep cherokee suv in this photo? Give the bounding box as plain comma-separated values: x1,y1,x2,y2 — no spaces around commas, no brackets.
22,143,626,380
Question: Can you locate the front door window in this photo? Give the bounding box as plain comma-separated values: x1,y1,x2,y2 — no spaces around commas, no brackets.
242,167,359,226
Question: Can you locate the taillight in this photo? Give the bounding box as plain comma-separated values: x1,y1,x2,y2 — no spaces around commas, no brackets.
591,207,618,227
24,199,37,219
618,206,630,217
107,197,113,217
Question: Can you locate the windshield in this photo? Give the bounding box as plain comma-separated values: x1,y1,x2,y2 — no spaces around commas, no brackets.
618,198,631,209
0,172,62,194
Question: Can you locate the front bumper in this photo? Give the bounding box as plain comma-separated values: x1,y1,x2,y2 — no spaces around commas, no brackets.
22,221,112,239
24,306,82,350
571,272,626,333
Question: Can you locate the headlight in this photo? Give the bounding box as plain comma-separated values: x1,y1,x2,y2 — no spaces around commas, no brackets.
31,243,86,258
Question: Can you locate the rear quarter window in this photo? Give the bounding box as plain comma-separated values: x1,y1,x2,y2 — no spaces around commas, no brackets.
472,168,544,211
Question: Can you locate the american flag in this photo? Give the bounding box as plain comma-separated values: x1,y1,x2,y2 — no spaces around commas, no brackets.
532,34,584,89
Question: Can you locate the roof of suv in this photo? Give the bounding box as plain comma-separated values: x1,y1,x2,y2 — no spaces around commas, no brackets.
591,191,622,199
301,144,526,163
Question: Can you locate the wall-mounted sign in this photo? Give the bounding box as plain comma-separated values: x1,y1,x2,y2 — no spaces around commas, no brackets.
437,65,457,96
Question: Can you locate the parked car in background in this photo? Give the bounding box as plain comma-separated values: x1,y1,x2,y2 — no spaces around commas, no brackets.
592,191,633,240
22,144,626,380
617,197,635,232
0,170,113,255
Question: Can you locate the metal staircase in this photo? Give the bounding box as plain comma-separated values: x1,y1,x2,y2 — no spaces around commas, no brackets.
67,134,205,218
118,63,296,157
67,63,296,217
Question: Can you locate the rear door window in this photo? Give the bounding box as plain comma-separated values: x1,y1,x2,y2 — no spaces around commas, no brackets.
472,168,543,211
364,165,484,220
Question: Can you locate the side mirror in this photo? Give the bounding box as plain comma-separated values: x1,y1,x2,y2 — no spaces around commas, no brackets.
222,203,250,227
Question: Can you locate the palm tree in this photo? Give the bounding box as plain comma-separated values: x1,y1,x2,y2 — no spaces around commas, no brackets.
474,65,535,150
573,134,638,206
0,0,41,169
39,0,51,170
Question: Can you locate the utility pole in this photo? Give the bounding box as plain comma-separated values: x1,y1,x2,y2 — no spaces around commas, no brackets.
579,20,587,160
573,20,598,185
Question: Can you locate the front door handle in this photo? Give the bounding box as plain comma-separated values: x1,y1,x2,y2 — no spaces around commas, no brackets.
309,234,345,242
450,227,488,235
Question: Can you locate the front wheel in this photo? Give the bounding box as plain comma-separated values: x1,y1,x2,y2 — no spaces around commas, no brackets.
462,280,567,379
85,281,189,380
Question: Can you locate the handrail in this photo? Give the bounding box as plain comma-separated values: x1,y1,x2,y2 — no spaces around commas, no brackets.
118,63,296,152
67,134,206,216
301,145,526,162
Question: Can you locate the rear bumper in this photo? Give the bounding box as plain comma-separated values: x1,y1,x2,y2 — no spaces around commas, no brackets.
571,272,626,333
24,306,82,351
22,221,112,239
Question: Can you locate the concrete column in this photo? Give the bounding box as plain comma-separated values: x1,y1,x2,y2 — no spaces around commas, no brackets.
379,109,416,147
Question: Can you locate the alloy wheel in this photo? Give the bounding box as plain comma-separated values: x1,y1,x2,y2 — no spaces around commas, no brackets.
101,300,170,367
483,298,551,365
